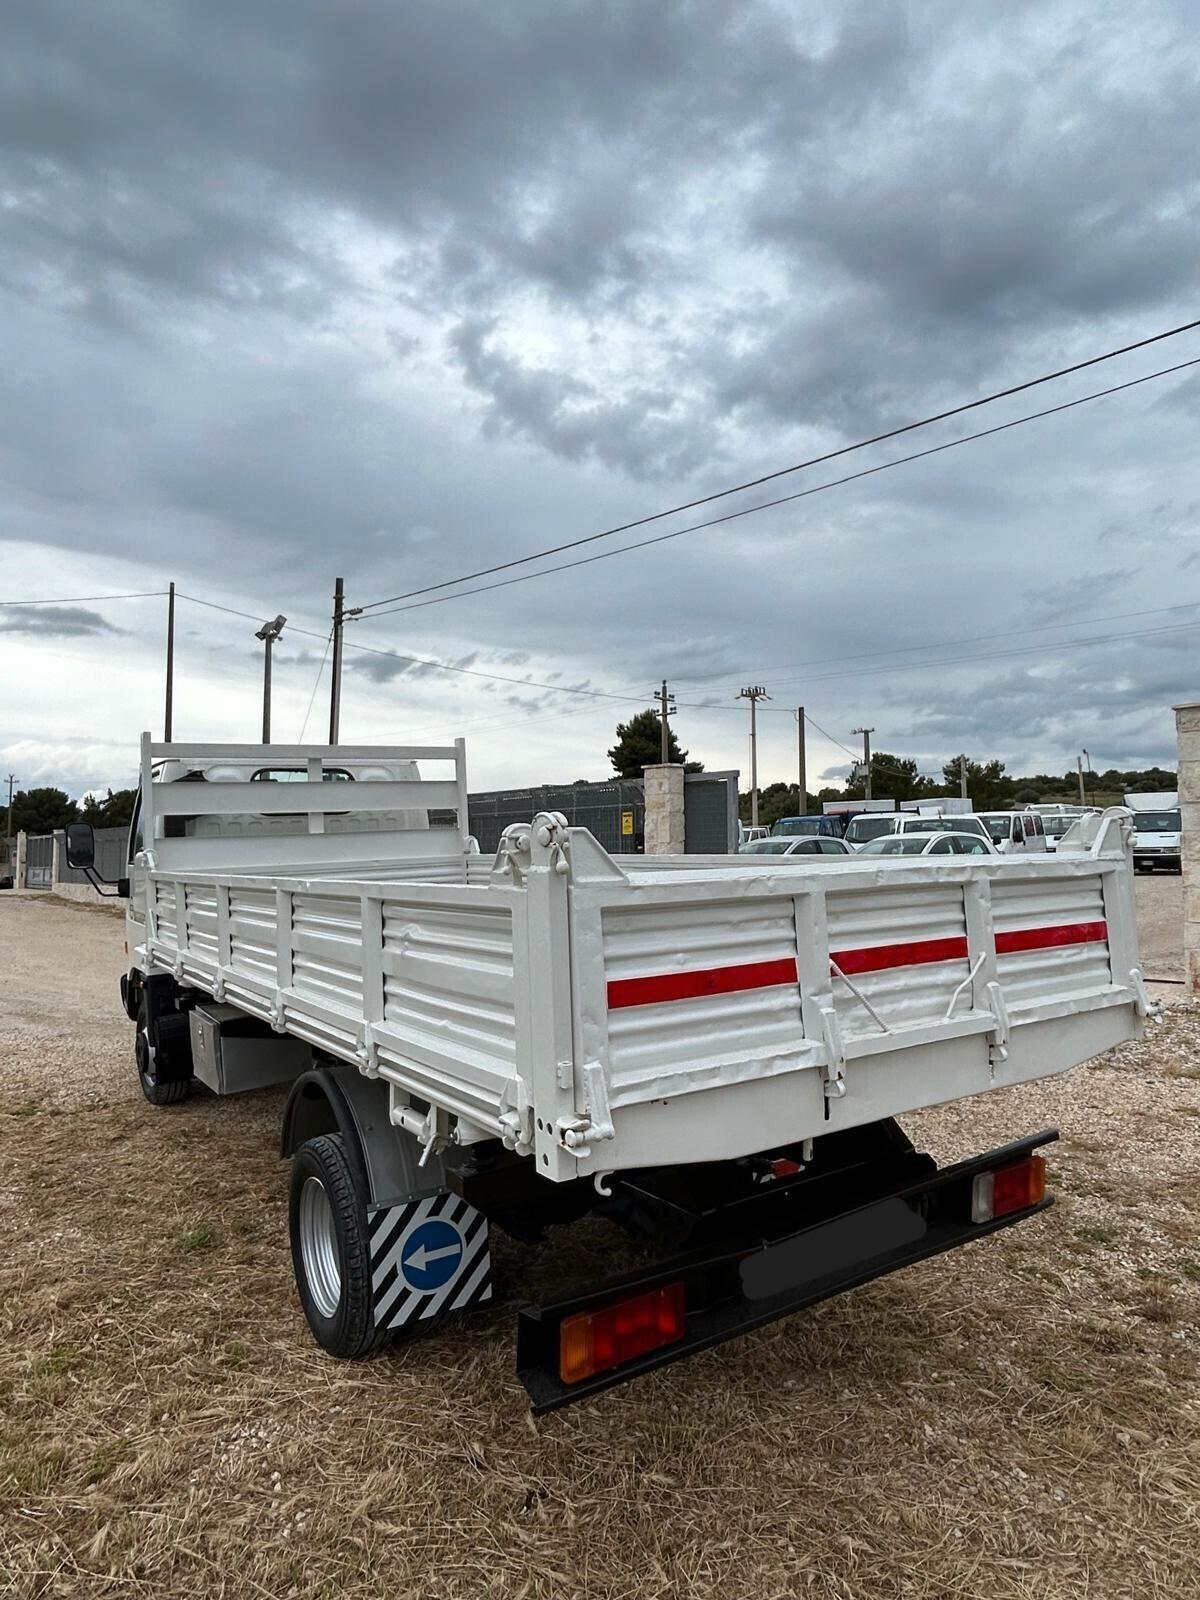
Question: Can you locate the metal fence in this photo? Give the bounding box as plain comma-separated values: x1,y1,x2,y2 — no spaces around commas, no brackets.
25,833,54,887
56,826,128,885
469,781,646,855
467,771,739,856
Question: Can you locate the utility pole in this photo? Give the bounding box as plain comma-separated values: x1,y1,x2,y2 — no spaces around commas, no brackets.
852,726,874,802
5,773,17,847
1082,748,1093,807
329,577,345,745
1077,753,1087,806
164,581,175,741
254,615,287,743
738,686,770,827
959,754,969,801
656,679,676,763
795,707,807,814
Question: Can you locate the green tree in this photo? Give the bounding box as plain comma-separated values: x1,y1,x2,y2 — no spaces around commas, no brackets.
738,781,815,827
608,710,702,779
844,753,926,802
11,787,77,834
941,756,1014,810
80,787,136,828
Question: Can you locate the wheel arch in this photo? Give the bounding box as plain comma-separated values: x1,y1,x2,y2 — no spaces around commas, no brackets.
280,1065,446,1208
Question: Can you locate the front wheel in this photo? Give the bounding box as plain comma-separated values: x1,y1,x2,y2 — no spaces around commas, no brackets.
289,1134,390,1358
135,1001,191,1106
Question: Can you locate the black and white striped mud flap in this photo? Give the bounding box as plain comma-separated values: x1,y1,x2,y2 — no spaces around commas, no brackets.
369,1192,493,1331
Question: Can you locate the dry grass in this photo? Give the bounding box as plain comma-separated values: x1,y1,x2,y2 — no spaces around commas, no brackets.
3,894,1200,1598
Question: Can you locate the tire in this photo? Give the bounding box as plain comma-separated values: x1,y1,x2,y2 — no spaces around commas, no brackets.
289,1133,390,1358
135,1001,191,1106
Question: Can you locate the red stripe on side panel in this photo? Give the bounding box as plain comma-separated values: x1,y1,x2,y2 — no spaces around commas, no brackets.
995,920,1107,955
607,956,799,1010
830,935,969,976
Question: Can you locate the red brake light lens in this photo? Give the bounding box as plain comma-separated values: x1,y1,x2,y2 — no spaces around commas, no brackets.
559,1282,686,1385
971,1154,1047,1223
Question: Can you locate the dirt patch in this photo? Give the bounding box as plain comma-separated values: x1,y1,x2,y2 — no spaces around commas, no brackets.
2,891,1199,1599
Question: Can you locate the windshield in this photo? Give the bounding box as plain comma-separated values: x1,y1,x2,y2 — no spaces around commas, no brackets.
772,817,825,836
1133,811,1180,832
741,838,795,854
1041,816,1076,838
860,836,928,855
980,814,1012,842
845,816,895,844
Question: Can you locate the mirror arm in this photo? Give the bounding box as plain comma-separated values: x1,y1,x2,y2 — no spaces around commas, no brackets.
84,865,124,899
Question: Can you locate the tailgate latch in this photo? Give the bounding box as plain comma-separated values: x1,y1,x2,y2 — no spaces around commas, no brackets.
558,1060,615,1158
818,1006,847,1100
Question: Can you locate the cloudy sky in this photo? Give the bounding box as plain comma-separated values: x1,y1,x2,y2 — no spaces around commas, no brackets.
2,0,1199,801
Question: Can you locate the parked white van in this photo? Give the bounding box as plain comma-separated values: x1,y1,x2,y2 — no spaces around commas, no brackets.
843,811,992,850
979,811,1049,855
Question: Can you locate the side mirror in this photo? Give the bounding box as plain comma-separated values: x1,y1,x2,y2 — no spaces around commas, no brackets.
65,821,96,869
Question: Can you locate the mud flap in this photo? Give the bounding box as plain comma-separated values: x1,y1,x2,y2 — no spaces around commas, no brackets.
369,1192,493,1331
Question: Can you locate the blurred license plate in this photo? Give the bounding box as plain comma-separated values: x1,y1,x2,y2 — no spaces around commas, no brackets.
741,1199,927,1300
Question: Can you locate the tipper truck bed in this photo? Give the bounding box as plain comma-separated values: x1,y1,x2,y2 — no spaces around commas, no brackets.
68,736,1152,1408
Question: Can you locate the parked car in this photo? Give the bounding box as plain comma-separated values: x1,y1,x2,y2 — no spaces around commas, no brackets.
770,814,845,840
844,812,992,849
737,824,771,847
739,836,853,857
857,832,996,857
977,811,1049,855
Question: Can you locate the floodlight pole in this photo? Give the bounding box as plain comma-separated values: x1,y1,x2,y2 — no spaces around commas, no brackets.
255,615,287,744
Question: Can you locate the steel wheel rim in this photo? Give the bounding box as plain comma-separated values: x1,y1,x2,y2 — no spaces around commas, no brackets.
299,1176,341,1319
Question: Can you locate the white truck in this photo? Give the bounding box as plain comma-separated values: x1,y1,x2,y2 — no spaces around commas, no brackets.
65,736,1153,1410
1124,791,1182,873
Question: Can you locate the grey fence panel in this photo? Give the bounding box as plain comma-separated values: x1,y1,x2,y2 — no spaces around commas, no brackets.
683,771,739,854
26,833,53,888
469,781,645,855
55,826,128,885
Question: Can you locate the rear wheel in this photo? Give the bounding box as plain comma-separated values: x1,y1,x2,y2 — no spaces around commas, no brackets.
289,1133,390,1358
135,999,191,1106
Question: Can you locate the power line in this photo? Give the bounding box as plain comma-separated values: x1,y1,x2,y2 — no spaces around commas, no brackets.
727,618,1200,696
356,319,1200,613
0,589,167,606
670,599,1200,691
298,630,334,742
175,591,653,708
359,354,1200,619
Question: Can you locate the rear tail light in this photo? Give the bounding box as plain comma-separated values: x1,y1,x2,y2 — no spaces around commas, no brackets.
971,1154,1047,1223
559,1282,686,1385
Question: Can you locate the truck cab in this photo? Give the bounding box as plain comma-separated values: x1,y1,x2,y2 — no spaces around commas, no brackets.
1124,791,1181,873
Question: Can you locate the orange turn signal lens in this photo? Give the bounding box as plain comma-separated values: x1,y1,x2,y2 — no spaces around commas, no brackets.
971,1154,1047,1223
559,1282,686,1385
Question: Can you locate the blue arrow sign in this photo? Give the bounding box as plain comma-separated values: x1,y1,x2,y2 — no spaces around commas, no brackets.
401,1217,464,1291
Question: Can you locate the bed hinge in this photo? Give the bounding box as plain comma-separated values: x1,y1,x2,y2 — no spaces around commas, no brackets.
356,1021,381,1078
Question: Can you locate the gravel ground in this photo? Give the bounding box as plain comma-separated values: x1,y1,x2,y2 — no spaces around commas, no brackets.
2,881,1199,1600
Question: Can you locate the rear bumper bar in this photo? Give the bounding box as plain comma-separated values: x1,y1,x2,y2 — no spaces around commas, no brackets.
517,1129,1057,1412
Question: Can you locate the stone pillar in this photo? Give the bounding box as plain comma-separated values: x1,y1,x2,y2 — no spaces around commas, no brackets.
51,830,64,887
644,764,685,854
1175,701,1200,995
14,830,26,888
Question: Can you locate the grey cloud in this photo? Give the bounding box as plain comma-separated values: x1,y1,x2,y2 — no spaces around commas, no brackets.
0,605,119,637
